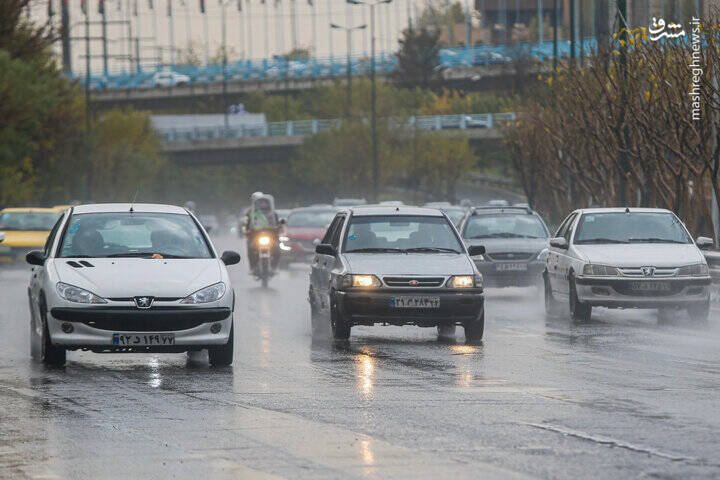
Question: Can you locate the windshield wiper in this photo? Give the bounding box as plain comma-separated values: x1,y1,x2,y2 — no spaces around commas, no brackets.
628,238,687,244
104,252,193,258
404,247,460,253
467,232,525,239
576,238,628,244
345,247,405,253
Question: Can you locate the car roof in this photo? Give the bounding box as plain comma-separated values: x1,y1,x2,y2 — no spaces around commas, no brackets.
0,207,59,213
577,207,673,214
347,205,445,217
71,203,190,215
471,206,536,215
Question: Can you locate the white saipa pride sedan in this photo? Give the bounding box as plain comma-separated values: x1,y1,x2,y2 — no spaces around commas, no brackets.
26,204,241,367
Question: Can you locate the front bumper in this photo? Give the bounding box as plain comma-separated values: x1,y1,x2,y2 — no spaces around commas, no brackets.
337,289,484,327
474,260,544,287
48,307,232,349
575,276,711,308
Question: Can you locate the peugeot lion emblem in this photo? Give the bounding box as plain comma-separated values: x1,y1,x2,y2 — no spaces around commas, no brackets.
409,279,420,286
641,267,655,277
134,296,154,309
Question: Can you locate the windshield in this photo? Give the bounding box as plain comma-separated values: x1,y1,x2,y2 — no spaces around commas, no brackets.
287,210,337,228
0,212,60,231
463,214,548,239
574,212,692,244
58,213,212,258
344,215,463,253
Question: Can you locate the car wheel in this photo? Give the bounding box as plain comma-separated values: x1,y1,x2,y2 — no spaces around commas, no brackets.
687,300,710,324
544,274,561,316
208,322,234,367
569,274,591,322
437,324,456,339
29,297,41,360
464,311,485,344
40,303,66,366
330,292,351,341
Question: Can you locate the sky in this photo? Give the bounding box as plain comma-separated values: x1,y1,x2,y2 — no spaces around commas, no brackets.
28,0,442,75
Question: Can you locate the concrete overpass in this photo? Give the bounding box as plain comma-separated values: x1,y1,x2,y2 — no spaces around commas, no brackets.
157,114,510,165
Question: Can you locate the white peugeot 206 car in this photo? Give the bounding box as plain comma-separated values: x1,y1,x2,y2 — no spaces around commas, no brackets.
26,204,241,367
544,207,713,323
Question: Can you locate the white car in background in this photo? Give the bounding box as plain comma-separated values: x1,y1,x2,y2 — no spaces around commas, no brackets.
152,71,191,88
544,208,713,323
26,204,240,367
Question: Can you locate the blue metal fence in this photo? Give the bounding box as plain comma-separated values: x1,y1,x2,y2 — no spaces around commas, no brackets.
156,113,515,143
82,40,596,91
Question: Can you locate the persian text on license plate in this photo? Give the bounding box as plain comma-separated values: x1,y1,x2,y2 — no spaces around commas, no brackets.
495,263,528,271
630,282,670,292
390,296,440,308
112,333,175,346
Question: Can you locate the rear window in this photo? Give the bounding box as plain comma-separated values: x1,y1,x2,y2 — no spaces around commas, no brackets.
463,214,548,239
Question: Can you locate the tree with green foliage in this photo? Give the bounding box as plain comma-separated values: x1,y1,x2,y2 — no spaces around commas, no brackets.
393,28,444,89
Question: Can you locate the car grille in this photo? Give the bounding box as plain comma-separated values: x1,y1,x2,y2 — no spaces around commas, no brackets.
82,318,204,332
618,267,678,277
382,277,445,287
486,252,534,261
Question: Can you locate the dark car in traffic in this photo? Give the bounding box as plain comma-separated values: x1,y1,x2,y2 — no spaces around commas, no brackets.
459,206,550,288
309,206,485,343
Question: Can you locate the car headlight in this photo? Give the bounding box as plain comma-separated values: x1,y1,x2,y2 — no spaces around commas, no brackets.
677,263,709,276
341,274,382,288
180,282,226,304
447,275,479,288
56,282,107,304
257,235,273,246
582,264,619,276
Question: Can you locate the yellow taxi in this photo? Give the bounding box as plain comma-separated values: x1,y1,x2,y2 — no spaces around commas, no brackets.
0,208,62,258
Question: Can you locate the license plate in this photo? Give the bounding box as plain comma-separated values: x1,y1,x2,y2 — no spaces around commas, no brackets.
112,333,175,346
390,296,440,308
630,282,670,292
495,263,528,271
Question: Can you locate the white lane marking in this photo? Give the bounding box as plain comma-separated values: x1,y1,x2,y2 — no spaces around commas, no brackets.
526,423,705,464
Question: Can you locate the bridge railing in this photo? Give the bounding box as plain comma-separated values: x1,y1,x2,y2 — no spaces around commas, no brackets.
156,113,515,143
82,40,596,91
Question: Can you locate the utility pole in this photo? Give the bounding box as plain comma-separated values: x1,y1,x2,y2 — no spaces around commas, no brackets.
617,0,629,204
331,22,367,115
61,0,72,75
569,0,575,67
349,0,392,203
101,0,108,76
222,0,229,129
578,0,584,68
84,7,92,201
538,0,543,45
291,0,298,52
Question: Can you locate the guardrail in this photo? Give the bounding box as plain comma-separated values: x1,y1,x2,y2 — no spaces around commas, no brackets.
79,39,596,91
155,113,516,143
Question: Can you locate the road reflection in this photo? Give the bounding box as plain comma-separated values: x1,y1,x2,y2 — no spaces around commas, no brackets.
354,348,375,398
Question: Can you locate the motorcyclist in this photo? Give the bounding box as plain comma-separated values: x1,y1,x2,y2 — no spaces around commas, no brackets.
245,192,280,271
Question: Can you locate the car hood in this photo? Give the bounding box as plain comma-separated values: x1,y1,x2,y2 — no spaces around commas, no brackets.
464,237,548,254
343,253,474,275
53,258,221,298
284,227,326,241
575,244,704,267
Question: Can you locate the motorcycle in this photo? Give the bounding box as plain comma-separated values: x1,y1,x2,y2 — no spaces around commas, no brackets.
253,230,277,288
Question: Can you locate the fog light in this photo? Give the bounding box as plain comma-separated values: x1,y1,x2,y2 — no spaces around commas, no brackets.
210,323,222,334
61,322,74,333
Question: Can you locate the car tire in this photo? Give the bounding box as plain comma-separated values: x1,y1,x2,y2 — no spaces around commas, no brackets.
464,311,485,344
208,322,234,367
40,303,66,367
569,275,591,323
437,324,456,338
29,301,41,360
687,300,710,324
544,274,561,316
330,293,351,341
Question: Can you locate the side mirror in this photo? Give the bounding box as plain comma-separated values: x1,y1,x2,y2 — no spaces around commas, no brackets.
315,243,336,256
550,237,568,249
0,232,4,243
696,236,714,250
220,250,241,266
26,250,45,266
279,218,287,225
467,245,486,257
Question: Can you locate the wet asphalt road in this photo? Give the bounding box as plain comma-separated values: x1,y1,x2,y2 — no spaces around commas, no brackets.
2,235,720,479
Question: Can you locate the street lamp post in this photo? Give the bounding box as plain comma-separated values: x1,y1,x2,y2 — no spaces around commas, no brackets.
221,0,229,129
349,0,392,204
331,22,367,115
